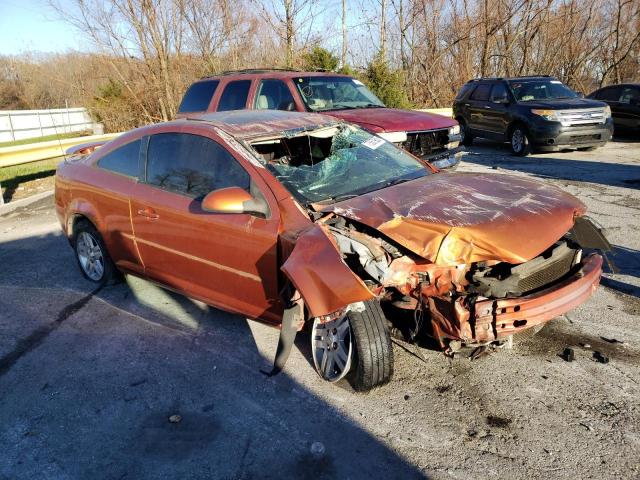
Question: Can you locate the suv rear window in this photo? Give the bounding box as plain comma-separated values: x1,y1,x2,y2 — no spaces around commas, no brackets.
470,84,491,101
178,80,219,113
217,80,251,111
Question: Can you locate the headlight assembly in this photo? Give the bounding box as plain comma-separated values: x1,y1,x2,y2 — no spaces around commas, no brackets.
531,109,560,121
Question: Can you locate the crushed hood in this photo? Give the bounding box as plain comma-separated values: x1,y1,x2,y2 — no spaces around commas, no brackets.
327,107,456,132
322,173,586,266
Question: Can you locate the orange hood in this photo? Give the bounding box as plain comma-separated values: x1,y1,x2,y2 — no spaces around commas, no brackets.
322,173,586,266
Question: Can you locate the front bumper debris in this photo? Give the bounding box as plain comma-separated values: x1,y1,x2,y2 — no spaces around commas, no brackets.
428,253,603,344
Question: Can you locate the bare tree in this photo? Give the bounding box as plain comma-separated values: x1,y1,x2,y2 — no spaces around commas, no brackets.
257,0,320,68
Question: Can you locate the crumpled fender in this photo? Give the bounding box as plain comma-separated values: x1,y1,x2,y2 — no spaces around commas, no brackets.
280,224,374,318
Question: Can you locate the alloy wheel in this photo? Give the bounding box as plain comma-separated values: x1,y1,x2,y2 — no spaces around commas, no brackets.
311,314,353,382
76,231,105,281
511,129,525,153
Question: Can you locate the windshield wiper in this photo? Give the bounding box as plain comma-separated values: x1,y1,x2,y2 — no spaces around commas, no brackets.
313,193,359,205
385,177,412,187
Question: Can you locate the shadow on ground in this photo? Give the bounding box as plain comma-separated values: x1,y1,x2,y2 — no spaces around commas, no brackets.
0,228,427,479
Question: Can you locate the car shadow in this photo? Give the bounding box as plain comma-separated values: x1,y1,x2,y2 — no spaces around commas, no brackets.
0,227,427,479
461,143,640,190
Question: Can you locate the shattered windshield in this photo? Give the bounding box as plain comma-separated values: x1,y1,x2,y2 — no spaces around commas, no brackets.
509,80,578,102
251,125,430,205
294,76,385,112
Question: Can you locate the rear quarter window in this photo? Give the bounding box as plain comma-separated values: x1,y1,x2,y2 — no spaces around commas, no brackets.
470,84,491,101
455,83,474,100
178,80,219,113
96,139,141,178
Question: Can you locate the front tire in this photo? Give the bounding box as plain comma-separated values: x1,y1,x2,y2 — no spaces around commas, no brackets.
459,119,474,146
311,300,393,391
510,126,532,156
73,220,119,285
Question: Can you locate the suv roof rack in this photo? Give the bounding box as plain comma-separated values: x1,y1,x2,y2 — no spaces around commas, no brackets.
468,75,554,83
201,68,301,79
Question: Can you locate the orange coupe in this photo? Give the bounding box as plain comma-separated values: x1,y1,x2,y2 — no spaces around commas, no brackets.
55,110,608,391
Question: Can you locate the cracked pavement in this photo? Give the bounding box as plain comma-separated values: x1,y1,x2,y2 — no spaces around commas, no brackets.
0,137,639,479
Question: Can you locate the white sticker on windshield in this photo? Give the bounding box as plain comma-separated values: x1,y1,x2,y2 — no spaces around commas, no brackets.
353,79,364,86
363,136,385,150
551,80,562,84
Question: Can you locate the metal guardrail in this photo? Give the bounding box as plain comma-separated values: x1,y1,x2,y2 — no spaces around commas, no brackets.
0,133,120,205
0,133,120,169
416,107,453,117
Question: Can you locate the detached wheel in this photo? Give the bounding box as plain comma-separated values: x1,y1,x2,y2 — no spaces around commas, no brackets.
73,220,119,285
311,300,393,391
510,126,532,156
459,119,474,146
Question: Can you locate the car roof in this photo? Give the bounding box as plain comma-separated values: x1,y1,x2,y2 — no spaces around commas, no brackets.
185,110,340,140
195,70,352,82
594,83,640,89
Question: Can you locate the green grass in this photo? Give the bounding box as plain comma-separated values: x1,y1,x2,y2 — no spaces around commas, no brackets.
0,130,92,148
1,157,63,202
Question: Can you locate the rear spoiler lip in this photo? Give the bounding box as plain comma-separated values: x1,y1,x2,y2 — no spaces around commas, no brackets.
65,140,109,158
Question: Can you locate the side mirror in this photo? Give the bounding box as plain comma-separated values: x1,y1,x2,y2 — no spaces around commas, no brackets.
201,187,269,218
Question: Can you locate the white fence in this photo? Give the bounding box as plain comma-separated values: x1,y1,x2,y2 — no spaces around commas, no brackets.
0,108,103,143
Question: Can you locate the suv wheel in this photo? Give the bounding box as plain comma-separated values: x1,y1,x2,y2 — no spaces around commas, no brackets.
73,219,120,285
510,126,532,156
311,300,393,391
459,119,473,146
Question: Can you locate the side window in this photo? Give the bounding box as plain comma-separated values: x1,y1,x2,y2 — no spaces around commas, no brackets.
619,87,640,104
177,80,219,113
146,133,250,198
97,139,141,178
255,79,296,111
455,83,474,100
599,87,622,101
217,80,252,111
490,83,508,101
470,84,491,101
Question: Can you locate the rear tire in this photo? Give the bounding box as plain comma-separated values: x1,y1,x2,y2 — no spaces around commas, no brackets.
510,125,532,156
72,219,120,286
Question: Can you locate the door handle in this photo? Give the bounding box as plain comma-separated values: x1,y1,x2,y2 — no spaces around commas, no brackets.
137,207,159,220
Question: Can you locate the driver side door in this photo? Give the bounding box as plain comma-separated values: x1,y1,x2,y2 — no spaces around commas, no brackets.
130,130,282,322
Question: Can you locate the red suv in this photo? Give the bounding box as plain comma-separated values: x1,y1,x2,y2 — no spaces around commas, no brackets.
177,69,461,169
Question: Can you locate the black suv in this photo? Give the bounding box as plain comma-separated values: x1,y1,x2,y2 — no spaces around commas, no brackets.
453,76,613,155
588,83,640,132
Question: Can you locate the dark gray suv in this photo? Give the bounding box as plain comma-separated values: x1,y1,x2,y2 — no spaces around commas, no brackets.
453,76,613,156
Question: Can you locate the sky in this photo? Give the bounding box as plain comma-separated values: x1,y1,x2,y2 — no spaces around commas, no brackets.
0,0,85,55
